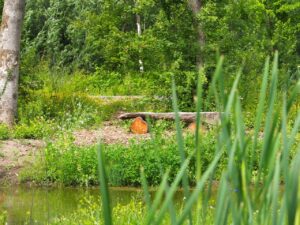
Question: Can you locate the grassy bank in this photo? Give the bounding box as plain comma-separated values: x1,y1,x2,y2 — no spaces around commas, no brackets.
20,129,217,186
0,94,147,140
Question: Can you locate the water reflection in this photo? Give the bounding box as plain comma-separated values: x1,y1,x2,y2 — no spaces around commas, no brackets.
0,186,184,225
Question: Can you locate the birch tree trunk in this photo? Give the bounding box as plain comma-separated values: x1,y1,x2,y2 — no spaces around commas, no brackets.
188,0,204,68
136,14,144,72
0,0,25,126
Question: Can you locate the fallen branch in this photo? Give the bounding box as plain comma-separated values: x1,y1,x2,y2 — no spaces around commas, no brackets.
91,95,145,100
90,95,167,100
118,112,221,125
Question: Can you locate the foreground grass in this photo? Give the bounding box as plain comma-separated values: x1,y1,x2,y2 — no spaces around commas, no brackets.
52,198,148,225
51,196,214,225
93,54,300,225
0,212,6,225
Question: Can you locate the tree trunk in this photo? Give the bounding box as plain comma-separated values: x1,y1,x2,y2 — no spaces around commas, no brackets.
0,0,25,126
136,14,144,72
118,112,221,125
188,0,204,69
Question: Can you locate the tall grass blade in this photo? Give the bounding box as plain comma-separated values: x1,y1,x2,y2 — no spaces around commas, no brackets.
195,68,203,181
278,198,287,225
165,182,177,225
287,80,300,112
97,144,113,225
153,157,191,225
271,156,280,225
258,51,279,177
207,56,224,111
171,78,186,164
281,94,289,179
146,170,170,225
141,167,151,210
195,68,203,225
251,57,270,171
214,174,230,225
175,150,223,225
287,112,300,150
256,133,281,206
296,179,300,225
235,95,253,224
286,149,300,225
225,69,242,115
171,78,193,225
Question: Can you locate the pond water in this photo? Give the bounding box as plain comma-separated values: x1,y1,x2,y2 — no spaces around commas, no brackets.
0,186,184,225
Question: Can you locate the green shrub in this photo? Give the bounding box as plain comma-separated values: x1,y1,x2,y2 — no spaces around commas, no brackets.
0,211,7,225
0,124,10,140
105,132,220,186
16,89,150,139
18,92,101,128
13,117,56,139
22,125,266,186
22,131,221,186
16,62,159,140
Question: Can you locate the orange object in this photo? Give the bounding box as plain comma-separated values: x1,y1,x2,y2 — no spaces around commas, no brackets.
188,122,207,133
130,117,148,134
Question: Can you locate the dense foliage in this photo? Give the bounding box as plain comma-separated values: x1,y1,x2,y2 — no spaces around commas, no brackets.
15,0,299,111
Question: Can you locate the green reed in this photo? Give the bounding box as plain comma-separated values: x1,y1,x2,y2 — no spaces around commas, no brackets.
98,52,300,225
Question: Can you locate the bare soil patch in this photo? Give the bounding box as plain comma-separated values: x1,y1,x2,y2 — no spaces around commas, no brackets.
0,139,45,185
73,122,151,146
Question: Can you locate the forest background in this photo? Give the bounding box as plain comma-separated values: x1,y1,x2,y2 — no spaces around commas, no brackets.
0,0,299,138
